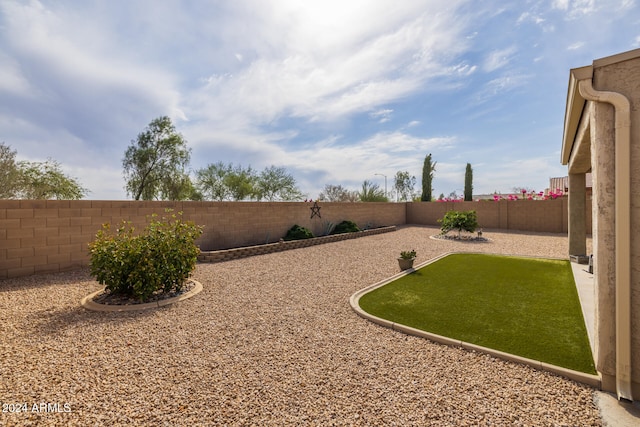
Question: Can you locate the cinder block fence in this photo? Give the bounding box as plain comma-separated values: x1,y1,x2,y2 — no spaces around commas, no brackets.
0,198,587,279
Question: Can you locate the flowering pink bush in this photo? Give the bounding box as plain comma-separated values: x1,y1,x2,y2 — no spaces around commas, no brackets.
491,189,564,201
436,189,565,202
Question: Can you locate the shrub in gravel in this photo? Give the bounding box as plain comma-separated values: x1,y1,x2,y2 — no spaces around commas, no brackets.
438,210,478,238
331,220,360,234
88,210,203,302
284,224,314,240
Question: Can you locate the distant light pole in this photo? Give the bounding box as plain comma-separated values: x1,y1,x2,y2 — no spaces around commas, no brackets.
374,173,387,198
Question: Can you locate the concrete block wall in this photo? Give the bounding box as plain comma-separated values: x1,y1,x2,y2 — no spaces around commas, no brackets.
0,200,405,279
407,198,591,234
1,198,586,279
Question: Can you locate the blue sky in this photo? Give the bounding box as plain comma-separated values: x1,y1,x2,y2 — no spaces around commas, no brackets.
1,0,638,200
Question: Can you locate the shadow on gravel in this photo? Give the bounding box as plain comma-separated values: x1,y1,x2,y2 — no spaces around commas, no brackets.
0,268,94,292
29,303,168,336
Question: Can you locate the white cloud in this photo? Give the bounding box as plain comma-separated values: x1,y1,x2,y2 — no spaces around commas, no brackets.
567,42,585,50
517,12,546,25
0,54,32,96
287,132,456,185
483,47,517,72
620,0,636,10
552,0,570,10
552,0,597,19
369,109,394,123
477,156,566,194
468,73,533,108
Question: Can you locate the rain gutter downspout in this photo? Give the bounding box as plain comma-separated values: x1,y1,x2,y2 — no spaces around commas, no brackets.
578,78,633,401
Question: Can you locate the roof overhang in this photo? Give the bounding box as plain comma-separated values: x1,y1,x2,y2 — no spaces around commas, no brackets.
561,66,593,165
561,48,640,166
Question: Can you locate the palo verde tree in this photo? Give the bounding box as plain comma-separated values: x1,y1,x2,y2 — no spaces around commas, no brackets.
464,163,473,201
123,116,192,200
224,164,257,201
394,171,416,202
255,165,304,201
195,162,232,201
196,163,304,201
421,153,436,201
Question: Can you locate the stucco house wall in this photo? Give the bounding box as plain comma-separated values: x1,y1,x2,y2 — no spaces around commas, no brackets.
562,48,640,400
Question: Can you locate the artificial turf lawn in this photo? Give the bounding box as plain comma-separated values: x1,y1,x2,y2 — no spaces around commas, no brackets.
358,253,596,374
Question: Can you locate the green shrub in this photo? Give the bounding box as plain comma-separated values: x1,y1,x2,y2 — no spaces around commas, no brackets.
331,220,360,234
284,224,314,240
438,210,478,237
88,211,203,302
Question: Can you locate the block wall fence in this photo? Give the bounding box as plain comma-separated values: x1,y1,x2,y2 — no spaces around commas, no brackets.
0,197,591,279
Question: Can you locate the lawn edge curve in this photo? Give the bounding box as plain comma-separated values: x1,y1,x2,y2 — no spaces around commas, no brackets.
349,251,601,389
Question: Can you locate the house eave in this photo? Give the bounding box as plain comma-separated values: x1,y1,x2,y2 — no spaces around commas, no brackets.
561,66,592,165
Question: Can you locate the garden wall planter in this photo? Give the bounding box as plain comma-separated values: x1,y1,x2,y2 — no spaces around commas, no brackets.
198,226,396,263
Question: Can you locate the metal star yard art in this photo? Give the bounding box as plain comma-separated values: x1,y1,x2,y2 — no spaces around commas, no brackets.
310,201,321,219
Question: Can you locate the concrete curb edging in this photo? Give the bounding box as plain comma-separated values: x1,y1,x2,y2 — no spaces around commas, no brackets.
349,252,602,389
81,279,203,312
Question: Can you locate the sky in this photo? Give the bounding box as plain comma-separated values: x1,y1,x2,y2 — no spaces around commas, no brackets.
1,0,639,200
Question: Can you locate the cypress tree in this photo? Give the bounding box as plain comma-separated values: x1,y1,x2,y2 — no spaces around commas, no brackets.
464,163,473,201
421,154,436,201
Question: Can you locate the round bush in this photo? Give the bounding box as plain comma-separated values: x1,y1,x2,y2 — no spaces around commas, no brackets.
88,211,203,302
331,220,360,234
284,224,314,240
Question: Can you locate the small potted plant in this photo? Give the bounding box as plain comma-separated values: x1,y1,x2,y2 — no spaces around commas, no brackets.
398,249,417,271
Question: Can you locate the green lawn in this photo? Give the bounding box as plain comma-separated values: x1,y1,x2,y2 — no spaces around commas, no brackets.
359,253,596,374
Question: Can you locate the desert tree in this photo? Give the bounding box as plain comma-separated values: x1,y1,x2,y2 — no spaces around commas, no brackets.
123,116,192,200
255,165,304,201
394,170,416,202
0,143,21,198
0,142,88,199
224,164,257,201
195,162,232,201
318,184,358,202
18,159,88,199
359,180,387,202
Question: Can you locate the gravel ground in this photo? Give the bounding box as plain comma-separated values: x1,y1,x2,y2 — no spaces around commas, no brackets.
0,225,599,426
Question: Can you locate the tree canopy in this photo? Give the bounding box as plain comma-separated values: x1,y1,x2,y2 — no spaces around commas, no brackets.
0,143,88,200
195,163,304,201
0,143,21,199
195,162,231,201
359,180,388,202
255,166,304,201
123,116,193,200
318,184,359,202
394,171,416,202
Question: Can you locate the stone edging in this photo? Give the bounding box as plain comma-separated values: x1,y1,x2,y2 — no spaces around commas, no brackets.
429,235,491,243
349,252,602,389
198,225,396,263
81,280,203,312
